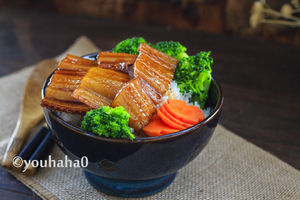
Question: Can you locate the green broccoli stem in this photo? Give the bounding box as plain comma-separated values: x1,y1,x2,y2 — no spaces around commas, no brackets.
197,71,211,108
128,132,135,141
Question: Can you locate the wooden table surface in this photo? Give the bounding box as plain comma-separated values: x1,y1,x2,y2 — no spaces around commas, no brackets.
0,7,299,199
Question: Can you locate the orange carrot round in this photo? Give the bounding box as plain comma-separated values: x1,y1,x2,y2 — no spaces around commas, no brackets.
143,115,180,137
164,99,205,124
160,104,194,128
157,109,186,130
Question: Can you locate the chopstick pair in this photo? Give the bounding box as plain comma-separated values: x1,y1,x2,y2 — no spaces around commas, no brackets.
11,123,54,176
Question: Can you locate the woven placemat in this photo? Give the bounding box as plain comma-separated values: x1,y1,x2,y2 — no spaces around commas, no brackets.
0,36,299,200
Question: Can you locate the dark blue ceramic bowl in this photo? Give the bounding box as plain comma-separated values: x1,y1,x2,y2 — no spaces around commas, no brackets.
42,53,224,197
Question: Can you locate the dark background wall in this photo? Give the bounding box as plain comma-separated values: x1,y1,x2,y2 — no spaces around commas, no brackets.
1,0,299,45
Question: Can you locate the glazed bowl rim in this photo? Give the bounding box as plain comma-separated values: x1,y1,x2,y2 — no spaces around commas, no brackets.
43,53,224,143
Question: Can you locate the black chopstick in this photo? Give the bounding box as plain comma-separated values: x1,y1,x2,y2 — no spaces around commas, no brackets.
11,124,49,172
11,124,54,175
24,131,54,176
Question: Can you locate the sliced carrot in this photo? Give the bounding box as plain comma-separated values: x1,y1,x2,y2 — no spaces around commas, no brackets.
164,99,205,124
157,109,186,130
160,104,194,128
143,115,180,137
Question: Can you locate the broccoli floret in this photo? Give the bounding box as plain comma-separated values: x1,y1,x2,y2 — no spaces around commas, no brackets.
152,41,188,60
112,37,147,55
173,51,213,109
81,106,135,140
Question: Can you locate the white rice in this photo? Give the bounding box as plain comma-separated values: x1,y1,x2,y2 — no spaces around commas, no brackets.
158,81,212,118
56,112,83,127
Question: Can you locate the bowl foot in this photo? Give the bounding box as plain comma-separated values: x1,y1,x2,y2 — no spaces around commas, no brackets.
84,171,177,198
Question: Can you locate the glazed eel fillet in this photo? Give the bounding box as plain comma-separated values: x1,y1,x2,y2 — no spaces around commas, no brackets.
112,43,179,131
112,78,156,131
97,52,137,73
41,54,97,114
134,43,179,105
71,67,130,109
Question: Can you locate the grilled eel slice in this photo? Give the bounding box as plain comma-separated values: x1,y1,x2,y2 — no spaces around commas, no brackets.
72,67,130,109
41,54,97,114
112,43,179,131
111,78,156,131
97,51,137,73
41,53,133,114
134,43,178,105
